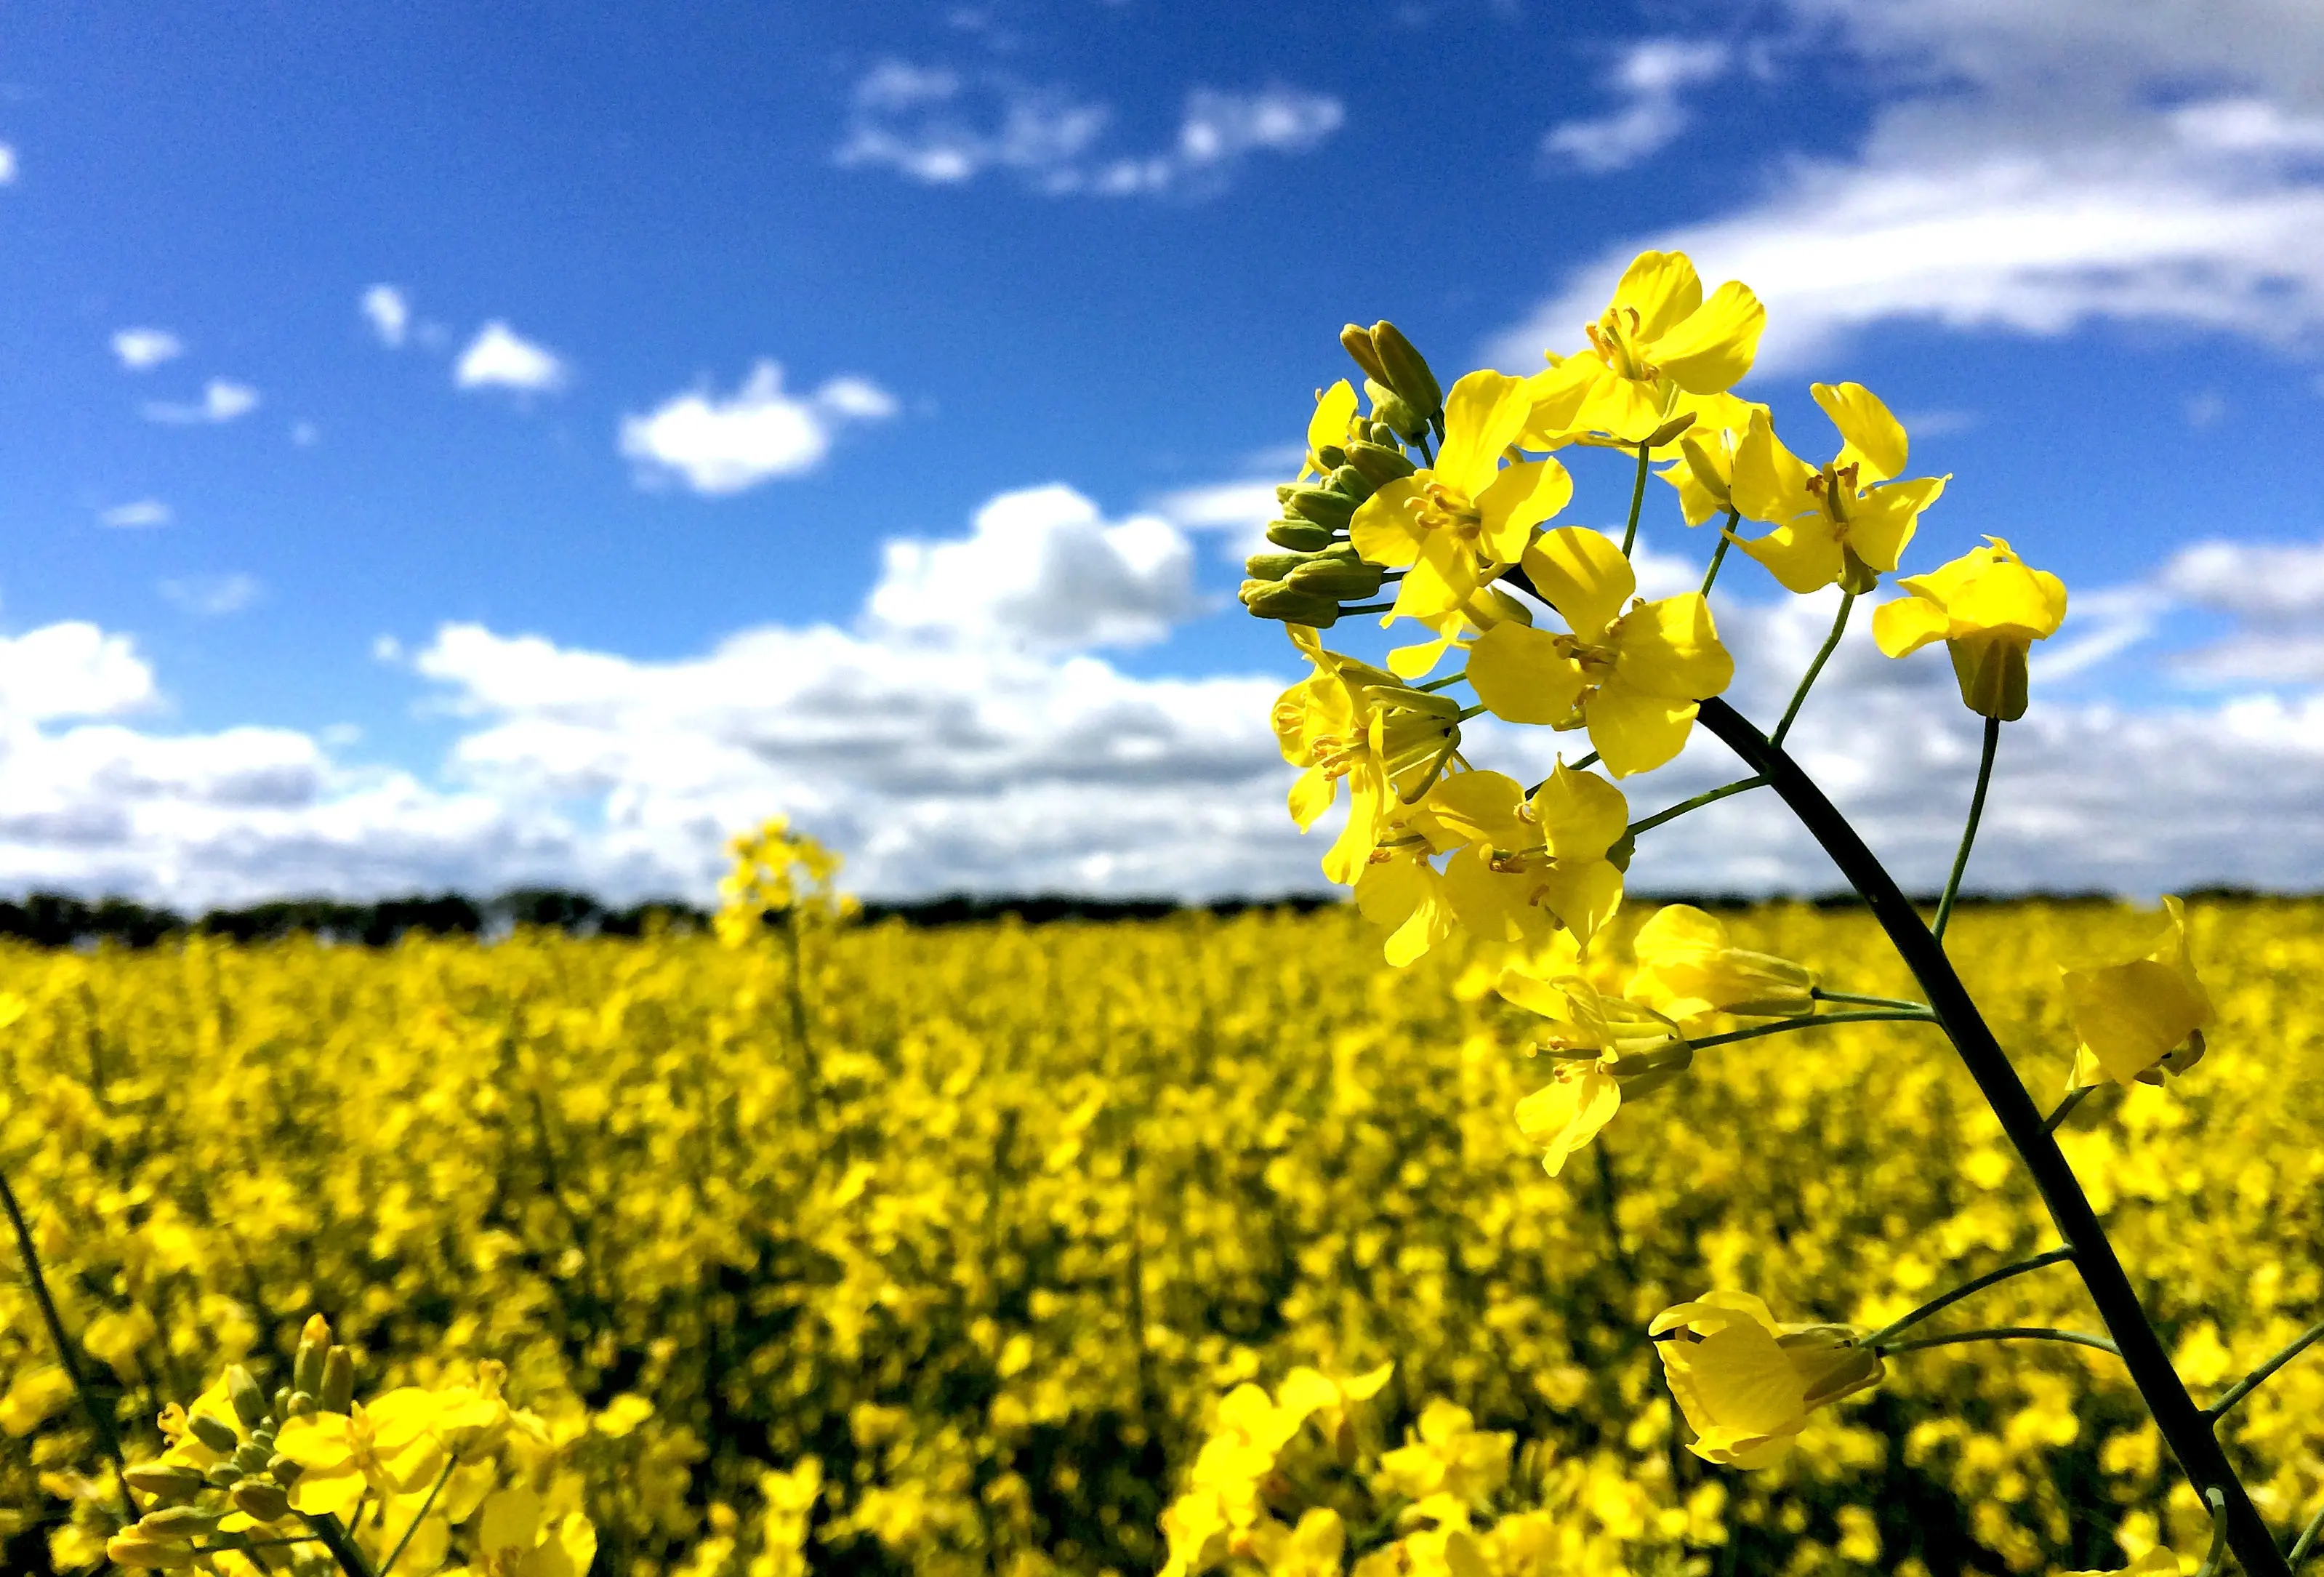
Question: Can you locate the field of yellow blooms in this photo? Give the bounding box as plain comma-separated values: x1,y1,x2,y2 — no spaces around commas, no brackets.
0,899,2320,1576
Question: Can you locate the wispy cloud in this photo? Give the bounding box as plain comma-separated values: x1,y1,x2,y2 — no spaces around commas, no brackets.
361,284,410,348
454,321,566,394
98,499,172,529
0,145,16,185
1542,40,1728,174
619,362,896,494
837,63,1342,198
159,572,262,617
142,380,260,425
110,328,185,372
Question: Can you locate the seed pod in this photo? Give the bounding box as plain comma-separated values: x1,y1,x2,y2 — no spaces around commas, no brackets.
136,1507,223,1536
1282,489,1356,529
1343,441,1418,488
1265,518,1339,552
1339,324,1391,386
225,1367,268,1431
1284,560,1387,600
1370,321,1443,420
230,1478,292,1522
188,1414,240,1456
318,1348,354,1414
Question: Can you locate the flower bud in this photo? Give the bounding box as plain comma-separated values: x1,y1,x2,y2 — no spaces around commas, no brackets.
1282,488,1356,529
1315,444,1348,470
121,1462,209,1503
1343,441,1417,488
204,1463,241,1489
188,1414,240,1455
106,1533,198,1569
318,1347,354,1414
231,1478,293,1522
1366,382,1430,444
1365,420,1402,448
1284,560,1386,600
225,1366,268,1431
1244,551,1308,583
1326,464,1375,502
286,1390,317,1419
232,1440,272,1476
1338,324,1391,387
1239,581,1342,627
136,1506,223,1536
268,1453,302,1485
1265,518,1340,552
1368,321,1443,420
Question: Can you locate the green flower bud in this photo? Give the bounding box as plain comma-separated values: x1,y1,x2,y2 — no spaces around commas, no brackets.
1239,581,1342,627
1284,560,1386,599
1366,420,1402,448
136,1507,223,1536
225,1366,268,1431
1265,518,1339,552
188,1414,240,1455
1327,464,1375,503
1339,324,1391,386
286,1390,317,1419
231,1440,272,1476
319,1347,354,1414
1343,441,1417,487
105,1534,198,1570
1244,552,1306,583
122,1463,209,1503
1366,382,1428,444
1315,444,1347,470
230,1479,292,1523
1282,488,1356,529
1369,321,1443,419
292,1316,331,1398
268,1453,303,1485
203,1462,241,1489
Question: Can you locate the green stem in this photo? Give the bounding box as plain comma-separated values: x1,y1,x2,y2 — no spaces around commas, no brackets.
1569,750,1599,771
1336,601,1396,617
1620,442,1652,558
1700,512,1737,596
301,1510,379,1577
1628,776,1768,839
1878,1326,2121,1359
1771,590,1855,747
1455,704,1487,721
1692,695,2291,1577
2043,1085,2096,1135
1933,714,2001,942
2206,1317,2324,1422
1812,989,1929,1011
0,1160,137,1525
1857,1248,2075,1349
379,1455,458,1576
1414,673,1465,693
1683,1008,1938,1055
2195,1488,2232,1577
2290,1496,2324,1567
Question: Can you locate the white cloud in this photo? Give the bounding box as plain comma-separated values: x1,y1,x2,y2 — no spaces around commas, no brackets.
1492,4,2324,372
143,380,260,425
361,284,411,348
0,623,155,723
110,329,185,372
868,484,1197,649
0,145,15,185
837,63,1341,198
1151,478,1282,558
1542,39,1728,174
98,499,172,529
619,363,897,494
159,574,261,617
454,321,567,394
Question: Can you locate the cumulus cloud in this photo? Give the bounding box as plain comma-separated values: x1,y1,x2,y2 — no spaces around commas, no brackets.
143,380,260,425
837,63,1341,198
110,328,185,372
619,363,897,494
159,573,262,617
1492,2,2324,372
1151,478,1283,558
454,322,567,394
98,499,172,529
1542,40,1728,174
361,284,410,348
869,484,1196,649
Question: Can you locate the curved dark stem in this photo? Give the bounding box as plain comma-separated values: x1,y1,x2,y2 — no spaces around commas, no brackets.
302,1511,378,1577
1692,695,2289,1577
2043,1084,2096,1134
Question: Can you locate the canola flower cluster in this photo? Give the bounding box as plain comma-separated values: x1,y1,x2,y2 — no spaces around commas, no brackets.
1237,253,2315,1575
1,896,2321,1576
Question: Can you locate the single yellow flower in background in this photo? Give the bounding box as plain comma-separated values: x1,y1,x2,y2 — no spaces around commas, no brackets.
1375,1400,1513,1508
1464,526,1732,776
1351,370,1572,621
1627,904,1817,1023
1872,536,2067,721
1650,1293,1883,1469
1728,383,1950,594
2062,896,2215,1090
1524,251,1766,447
1245,1508,1346,1577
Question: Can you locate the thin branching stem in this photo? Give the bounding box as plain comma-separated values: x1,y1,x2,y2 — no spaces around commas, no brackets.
379,1455,459,1576
1700,513,1737,596
1772,590,1855,747
1684,1008,1938,1055
1628,776,1768,839
1620,442,1652,558
1879,1326,2121,1359
1857,1248,2076,1349
1812,988,1929,1011
2289,1496,2324,1567
2043,1085,2096,1134
2195,1489,2232,1577
1934,715,2001,942
2206,1316,2324,1422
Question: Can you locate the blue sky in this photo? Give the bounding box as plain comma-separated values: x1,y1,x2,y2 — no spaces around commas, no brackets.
7,0,2324,904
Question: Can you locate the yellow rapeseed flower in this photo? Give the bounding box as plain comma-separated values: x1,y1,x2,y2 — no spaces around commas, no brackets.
1650,1293,1883,1469
1524,250,1767,447
1276,629,1464,884
1728,384,1950,595
1872,536,2067,721
1627,904,1817,1023
2062,896,2215,1091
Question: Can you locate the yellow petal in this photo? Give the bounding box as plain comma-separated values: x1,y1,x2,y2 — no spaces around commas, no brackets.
1611,251,1704,342
1524,526,1634,643
1585,683,1700,778
1520,358,1599,448
1844,476,1946,573
273,1414,357,1474
1288,767,1338,831
1810,382,1907,483
287,1463,368,1520
1529,762,1628,860
1434,370,1534,497
1871,592,1950,658
1349,481,1423,568
1465,622,1585,726
1513,1067,1622,1176
1737,522,1845,595
1610,593,1733,700
1634,904,1729,965
1473,457,1572,563
1442,846,1552,946
1727,410,1814,525
1306,380,1358,470
1649,280,1766,396
1425,770,1527,846
1537,858,1623,946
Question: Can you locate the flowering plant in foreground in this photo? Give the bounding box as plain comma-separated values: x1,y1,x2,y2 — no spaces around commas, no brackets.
1230,251,2317,1576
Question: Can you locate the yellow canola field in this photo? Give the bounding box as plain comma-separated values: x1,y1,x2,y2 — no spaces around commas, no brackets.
0,899,2320,1577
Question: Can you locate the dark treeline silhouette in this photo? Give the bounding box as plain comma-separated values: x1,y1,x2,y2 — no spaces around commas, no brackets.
0,889,1345,949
